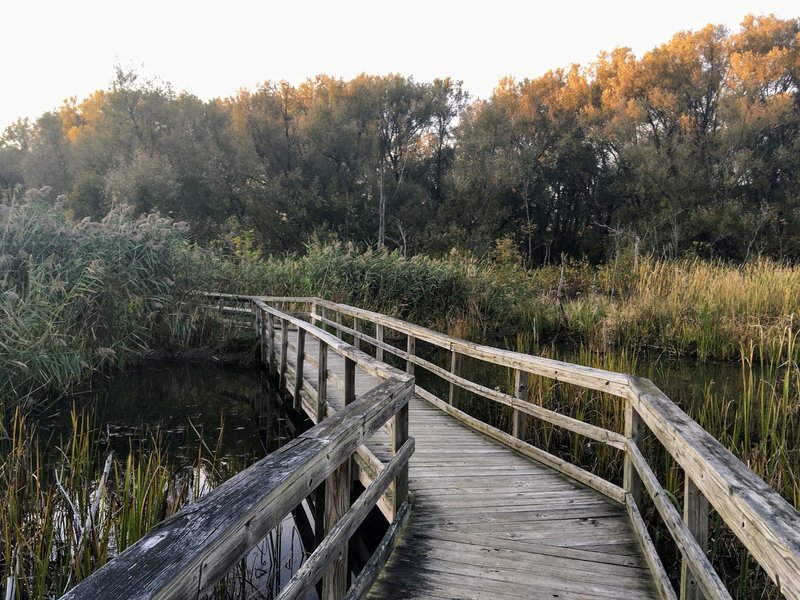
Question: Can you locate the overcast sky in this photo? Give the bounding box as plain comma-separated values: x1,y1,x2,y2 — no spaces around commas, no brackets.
2,0,797,130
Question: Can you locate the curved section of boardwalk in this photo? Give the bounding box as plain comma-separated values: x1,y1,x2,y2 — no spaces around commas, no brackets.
281,329,659,599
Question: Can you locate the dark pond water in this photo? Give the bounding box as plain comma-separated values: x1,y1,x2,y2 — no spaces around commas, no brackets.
38,361,320,599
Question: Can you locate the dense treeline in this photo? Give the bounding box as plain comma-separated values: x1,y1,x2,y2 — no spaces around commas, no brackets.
1,15,799,262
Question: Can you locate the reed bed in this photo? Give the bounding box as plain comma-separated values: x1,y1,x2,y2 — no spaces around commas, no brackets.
0,406,272,599
0,190,243,408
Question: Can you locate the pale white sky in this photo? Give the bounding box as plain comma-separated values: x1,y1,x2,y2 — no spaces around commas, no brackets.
1,0,797,130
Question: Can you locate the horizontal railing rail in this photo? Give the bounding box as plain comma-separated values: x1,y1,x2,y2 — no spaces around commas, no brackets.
198,294,800,599
63,298,415,600
278,296,797,600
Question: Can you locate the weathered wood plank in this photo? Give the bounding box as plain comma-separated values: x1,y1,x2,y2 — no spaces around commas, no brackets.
630,376,800,599
681,477,710,600
281,440,413,600
63,377,412,600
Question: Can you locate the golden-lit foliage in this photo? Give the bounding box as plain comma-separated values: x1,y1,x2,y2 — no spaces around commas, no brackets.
2,15,800,262
60,91,106,142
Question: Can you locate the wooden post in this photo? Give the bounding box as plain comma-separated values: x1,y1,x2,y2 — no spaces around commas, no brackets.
406,335,416,375
336,312,342,337
512,370,529,440
353,317,360,350
623,399,644,508
681,477,709,600
267,313,275,376
392,401,410,518
449,351,462,409
375,324,384,361
344,357,356,406
294,328,305,411
260,309,267,367
279,318,289,391
317,341,328,424
322,456,350,600
320,306,328,333
323,340,352,599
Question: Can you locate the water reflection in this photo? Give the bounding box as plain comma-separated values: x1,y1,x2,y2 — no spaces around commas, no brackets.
40,361,318,599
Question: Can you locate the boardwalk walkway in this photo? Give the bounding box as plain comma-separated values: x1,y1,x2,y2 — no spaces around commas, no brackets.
282,329,659,599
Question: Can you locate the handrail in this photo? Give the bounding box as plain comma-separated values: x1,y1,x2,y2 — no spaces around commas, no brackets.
282,296,797,600
205,294,800,599
62,376,414,600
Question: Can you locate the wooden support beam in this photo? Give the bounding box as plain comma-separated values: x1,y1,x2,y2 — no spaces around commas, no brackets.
336,312,342,337
320,306,328,333
623,399,644,508
317,342,328,424
353,317,360,350
259,308,269,365
449,351,462,409
406,335,415,376
323,453,350,600
375,324,384,361
392,403,409,519
294,329,305,411
681,477,710,600
280,318,289,390
512,370,528,440
344,357,356,406
267,313,275,376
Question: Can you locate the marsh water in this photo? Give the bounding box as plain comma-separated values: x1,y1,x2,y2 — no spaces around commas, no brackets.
40,361,319,599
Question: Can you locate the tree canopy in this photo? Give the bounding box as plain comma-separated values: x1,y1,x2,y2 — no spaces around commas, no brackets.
2,15,799,262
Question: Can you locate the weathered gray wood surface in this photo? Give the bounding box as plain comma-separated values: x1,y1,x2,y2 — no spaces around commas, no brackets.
61,377,413,600
213,296,800,599
277,327,659,599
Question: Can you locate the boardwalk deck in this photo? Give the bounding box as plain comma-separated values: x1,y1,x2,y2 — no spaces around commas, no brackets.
280,327,659,599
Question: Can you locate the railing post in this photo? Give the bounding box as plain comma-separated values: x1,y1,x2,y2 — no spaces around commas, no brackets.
353,317,360,350
320,306,328,333
259,309,267,367
392,394,410,519
681,477,709,600
375,324,384,361
406,335,416,375
314,339,329,563
512,370,529,440
317,341,328,424
280,318,289,391
344,357,356,406
323,346,352,600
336,312,342,338
322,451,350,600
623,399,643,508
294,328,305,411
267,312,276,376
449,351,462,409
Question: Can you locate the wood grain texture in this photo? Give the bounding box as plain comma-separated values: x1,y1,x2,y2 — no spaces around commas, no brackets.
62,377,413,600
204,296,800,600
267,325,659,599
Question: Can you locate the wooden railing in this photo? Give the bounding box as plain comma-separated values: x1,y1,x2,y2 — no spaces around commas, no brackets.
227,296,799,600
63,299,414,600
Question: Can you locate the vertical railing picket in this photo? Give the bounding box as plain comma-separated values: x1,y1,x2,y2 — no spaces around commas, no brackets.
294,328,305,411
512,370,529,440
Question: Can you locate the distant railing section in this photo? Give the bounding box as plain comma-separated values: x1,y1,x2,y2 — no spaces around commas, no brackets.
219,295,799,600
63,295,414,600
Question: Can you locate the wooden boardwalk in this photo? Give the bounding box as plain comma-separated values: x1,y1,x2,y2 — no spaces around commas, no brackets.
67,296,800,600
282,329,659,599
